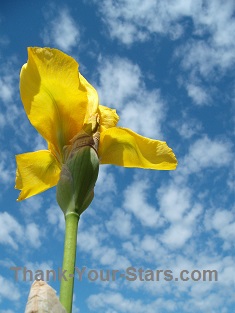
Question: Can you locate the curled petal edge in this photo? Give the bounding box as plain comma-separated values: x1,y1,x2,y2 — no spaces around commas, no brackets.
99,127,178,170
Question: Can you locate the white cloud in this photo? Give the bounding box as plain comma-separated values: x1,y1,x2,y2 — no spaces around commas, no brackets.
160,223,192,248
187,135,232,169
176,135,233,181
139,235,168,263
97,57,165,138
46,205,65,232
227,166,235,191
98,57,141,107
0,212,43,250
204,208,235,248
94,0,191,45
123,179,162,228
25,223,42,248
0,259,16,269
106,209,132,238
95,0,235,52
95,0,235,103
157,184,191,223
173,118,202,139
33,135,47,151
14,261,54,284
122,240,147,264
20,195,43,218
186,292,227,312
42,9,80,52
95,165,117,196
157,182,203,248
219,260,235,287
0,68,25,145
87,292,176,313
0,276,20,301
5,103,25,134
0,112,6,129
140,235,159,252
183,255,235,311
0,212,23,250
78,225,131,269
186,83,210,106
177,39,235,79
0,76,14,103
0,157,13,186
25,261,54,276
161,204,202,249
174,0,235,90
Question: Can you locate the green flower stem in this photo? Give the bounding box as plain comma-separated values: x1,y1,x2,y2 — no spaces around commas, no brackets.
60,212,80,313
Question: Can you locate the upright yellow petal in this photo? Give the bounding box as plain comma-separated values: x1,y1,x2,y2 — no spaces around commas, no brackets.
15,151,61,200
98,105,119,132
99,127,177,170
20,47,99,158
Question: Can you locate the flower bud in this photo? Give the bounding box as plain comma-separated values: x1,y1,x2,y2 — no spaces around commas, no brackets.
56,129,99,216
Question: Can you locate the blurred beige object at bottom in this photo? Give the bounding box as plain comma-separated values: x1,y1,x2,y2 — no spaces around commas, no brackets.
25,280,67,313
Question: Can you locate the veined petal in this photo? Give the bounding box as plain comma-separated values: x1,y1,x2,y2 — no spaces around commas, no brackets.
15,150,61,201
20,47,99,158
99,105,119,132
99,127,177,170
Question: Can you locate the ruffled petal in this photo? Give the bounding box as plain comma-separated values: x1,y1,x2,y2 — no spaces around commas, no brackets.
99,127,177,170
15,150,61,200
98,105,119,132
20,47,98,158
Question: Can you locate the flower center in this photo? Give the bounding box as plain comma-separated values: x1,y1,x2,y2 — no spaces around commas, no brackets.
63,114,100,163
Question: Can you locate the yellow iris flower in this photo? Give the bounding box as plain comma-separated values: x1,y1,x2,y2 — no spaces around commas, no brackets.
15,47,177,201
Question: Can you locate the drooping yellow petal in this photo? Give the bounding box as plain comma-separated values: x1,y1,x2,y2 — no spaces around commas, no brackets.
99,127,177,170
20,47,99,158
98,105,119,132
15,151,61,201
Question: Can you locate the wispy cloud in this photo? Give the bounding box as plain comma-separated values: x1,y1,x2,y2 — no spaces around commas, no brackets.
0,76,14,103
106,209,132,238
95,165,117,196
97,56,166,138
87,291,176,313
123,179,162,228
78,225,131,269
42,8,80,52
175,135,233,182
186,83,211,106
204,208,235,249
0,60,36,152
25,223,42,248
94,0,235,107
0,151,15,188
94,0,235,53
0,212,23,250
0,276,20,301
0,212,43,250
20,195,43,218
172,117,202,139
46,204,65,232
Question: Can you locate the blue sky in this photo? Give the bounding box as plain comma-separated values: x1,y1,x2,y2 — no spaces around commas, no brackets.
0,1,234,312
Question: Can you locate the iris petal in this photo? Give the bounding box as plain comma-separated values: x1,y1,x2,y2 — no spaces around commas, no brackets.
20,47,98,157
15,150,61,200
99,105,119,132
99,127,177,170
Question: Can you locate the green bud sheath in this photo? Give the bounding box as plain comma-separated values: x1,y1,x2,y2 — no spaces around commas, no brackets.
56,146,99,216
56,124,100,313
